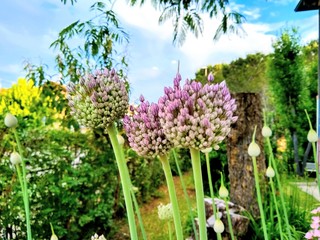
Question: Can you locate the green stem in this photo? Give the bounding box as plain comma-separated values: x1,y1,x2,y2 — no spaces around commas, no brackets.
269,178,284,240
172,149,198,240
305,109,320,193
252,156,268,240
168,221,173,240
107,123,138,240
311,142,320,193
224,197,235,240
131,188,147,240
190,148,207,240
205,152,222,240
13,129,32,240
266,137,292,239
159,155,183,240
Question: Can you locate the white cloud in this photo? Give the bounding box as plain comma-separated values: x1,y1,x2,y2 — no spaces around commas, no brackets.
243,8,261,20
114,1,172,40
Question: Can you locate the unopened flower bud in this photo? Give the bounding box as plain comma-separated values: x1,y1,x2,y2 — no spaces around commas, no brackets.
213,218,225,233
4,113,18,128
262,126,272,138
117,134,125,145
201,147,212,153
266,166,275,178
10,152,22,165
248,142,260,157
51,234,58,240
307,129,317,143
219,185,229,198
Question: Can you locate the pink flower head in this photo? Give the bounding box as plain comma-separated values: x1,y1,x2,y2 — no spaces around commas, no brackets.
67,68,129,130
311,207,320,215
305,230,314,239
158,74,237,150
123,96,173,157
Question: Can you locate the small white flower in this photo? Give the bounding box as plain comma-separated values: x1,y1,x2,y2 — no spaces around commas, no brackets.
266,166,275,178
262,126,272,138
157,203,173,220
91,233,106,240
218,185,229,198
248,142,261,157
307,129,317,143
213,218,225,233
4,113,18,128
10,152,22,165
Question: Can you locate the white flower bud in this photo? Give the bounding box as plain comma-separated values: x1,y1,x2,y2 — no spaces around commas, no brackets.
10,152,22,165
213,218,225,233
248,142,261,157
307,129,317,143
219,185,229,198
201,147,212,153
262,126,272,138
117,134,125,145
4,113,18,128
51,234,58,240
266,166,275,178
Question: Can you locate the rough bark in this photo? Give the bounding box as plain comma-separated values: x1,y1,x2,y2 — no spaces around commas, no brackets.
226,93,266,217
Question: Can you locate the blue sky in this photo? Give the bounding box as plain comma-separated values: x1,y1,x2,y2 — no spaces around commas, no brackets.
0,0,318,103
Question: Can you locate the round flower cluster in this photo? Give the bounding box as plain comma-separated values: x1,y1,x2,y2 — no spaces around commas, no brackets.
158,74,237,150
67,69,128,130
123,96,173,158
157,203,173,220
305,207,320,239
91,233,107,240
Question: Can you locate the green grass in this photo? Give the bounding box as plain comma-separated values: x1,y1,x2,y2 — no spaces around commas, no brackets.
118,170,197,240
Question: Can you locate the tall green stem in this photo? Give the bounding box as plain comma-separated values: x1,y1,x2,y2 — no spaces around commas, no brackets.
172,149,198,240
190,148,207,240
224,198,235,240
159,155,183,240
311,141,320,193
305,109,320,193
269,178,284,240
266,138,292,239
107,123,138,240
252,155,268,240
204,152,222,240
131,188,147,240
13,129,32,240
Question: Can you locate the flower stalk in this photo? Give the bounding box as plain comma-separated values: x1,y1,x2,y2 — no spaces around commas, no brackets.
263,110,292,239
159,155,184,240
203,149,222,240
190,148,207,240
305,109,320,193
249,126,268,240
12,128,32,240
219,172,235,240
172,149,198,240
107,123,138,240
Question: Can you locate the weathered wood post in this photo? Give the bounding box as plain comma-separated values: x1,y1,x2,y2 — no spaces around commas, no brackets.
227,93,266,217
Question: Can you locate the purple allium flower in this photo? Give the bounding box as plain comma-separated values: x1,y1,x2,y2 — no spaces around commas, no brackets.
158,74,237,151
67,68,128,130
123,96,173,158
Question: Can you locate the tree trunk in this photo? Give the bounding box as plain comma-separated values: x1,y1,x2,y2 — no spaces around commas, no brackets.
226,93,266,217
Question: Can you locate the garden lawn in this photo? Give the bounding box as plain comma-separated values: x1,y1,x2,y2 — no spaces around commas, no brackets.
117,170,196,240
